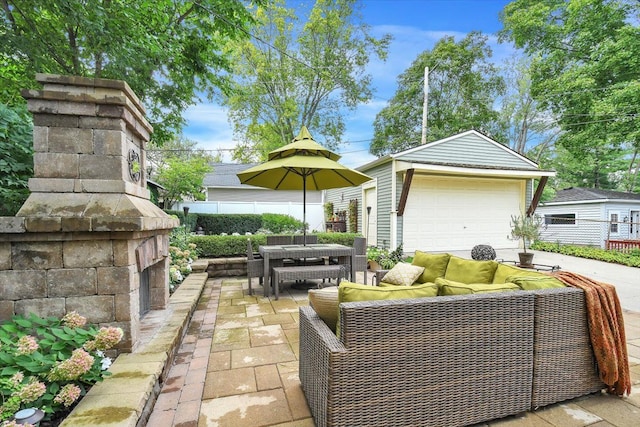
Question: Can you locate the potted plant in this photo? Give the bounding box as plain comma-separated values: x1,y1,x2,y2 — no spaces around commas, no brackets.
366,243,404,270
509,214,544,267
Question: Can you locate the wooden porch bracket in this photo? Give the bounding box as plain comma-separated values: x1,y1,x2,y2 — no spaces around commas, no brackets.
526,176,548,216
397,168,414,216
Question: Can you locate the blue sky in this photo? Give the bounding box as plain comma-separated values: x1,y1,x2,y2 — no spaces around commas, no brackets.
182,0,514,168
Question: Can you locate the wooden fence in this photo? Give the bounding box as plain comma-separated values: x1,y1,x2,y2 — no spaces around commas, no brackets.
605,239,640,253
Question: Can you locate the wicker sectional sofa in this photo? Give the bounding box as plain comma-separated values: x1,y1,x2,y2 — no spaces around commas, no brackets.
299,254,604,427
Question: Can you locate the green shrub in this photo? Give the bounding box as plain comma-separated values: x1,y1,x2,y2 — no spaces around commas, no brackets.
261,213,303,233
189,233,362,257
0,312,123,422
196,214,262,235
532,241,640,267
163,210,198,232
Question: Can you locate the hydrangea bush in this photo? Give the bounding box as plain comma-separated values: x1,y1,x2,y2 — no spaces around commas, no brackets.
168,225,199,292
0,312,123,423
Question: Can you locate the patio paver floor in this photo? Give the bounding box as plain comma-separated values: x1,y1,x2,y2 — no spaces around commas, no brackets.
147,272,640,427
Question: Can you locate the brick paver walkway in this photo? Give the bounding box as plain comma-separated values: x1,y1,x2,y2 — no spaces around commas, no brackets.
148,277,315,426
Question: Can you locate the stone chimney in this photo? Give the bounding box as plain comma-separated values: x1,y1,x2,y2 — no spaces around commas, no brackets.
0,74,179,352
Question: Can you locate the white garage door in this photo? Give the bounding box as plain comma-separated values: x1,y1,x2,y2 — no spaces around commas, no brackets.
402,176,523,252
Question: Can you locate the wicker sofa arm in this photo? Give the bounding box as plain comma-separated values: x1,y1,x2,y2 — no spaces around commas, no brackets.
299,306,346,427
372,269,389,285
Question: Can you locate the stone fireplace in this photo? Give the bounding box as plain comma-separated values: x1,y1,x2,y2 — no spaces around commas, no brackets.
0,74,179,352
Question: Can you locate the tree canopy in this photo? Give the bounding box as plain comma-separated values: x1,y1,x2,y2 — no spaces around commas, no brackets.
0,103,32,215
220,0,391,162
500,0,640,190
0,0,263,143
370,32,505,157
156,157,211,210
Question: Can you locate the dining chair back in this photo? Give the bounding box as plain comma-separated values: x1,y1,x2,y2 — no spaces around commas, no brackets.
267,235,293,245
246,239,264,296
293,234,318,245
353,236,368,283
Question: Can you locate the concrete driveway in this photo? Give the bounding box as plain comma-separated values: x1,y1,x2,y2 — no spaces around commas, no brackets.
449,248,640,312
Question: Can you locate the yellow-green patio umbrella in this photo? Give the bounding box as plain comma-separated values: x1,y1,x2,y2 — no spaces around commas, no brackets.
267,126,340,161
237,127,371,241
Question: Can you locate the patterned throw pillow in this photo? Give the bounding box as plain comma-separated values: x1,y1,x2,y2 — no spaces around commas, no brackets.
381,262,425,286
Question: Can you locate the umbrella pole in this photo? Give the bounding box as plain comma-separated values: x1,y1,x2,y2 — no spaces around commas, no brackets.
303,175,307,245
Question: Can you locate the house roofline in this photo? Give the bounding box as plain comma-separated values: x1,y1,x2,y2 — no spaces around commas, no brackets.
358,130,541,172
541,199,640,207
395,161,555,179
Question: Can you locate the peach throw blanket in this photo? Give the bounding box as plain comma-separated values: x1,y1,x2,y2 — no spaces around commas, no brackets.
551,270,631,396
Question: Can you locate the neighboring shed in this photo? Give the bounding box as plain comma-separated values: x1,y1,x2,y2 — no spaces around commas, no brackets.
325,130,555,253
537,187,640,248
177,163,325,231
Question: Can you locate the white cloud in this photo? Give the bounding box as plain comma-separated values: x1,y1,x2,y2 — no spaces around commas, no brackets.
182,103,236,161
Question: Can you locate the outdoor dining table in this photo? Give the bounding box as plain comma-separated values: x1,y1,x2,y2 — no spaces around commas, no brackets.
258,243,355,297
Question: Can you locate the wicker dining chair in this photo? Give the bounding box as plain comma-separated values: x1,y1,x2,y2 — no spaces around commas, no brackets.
352,236,367,283
292,234,324,266
266,235,293,245
246,239,264,296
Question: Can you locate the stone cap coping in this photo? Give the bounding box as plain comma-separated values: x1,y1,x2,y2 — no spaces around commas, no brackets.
1,193,180,232
22,73,152,140
58,272,208,426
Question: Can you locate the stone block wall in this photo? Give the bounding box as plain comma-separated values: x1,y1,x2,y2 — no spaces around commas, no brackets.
0,230,170,352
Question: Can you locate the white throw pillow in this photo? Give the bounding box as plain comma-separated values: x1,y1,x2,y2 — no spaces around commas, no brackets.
308,287,339,332
381,262,425,286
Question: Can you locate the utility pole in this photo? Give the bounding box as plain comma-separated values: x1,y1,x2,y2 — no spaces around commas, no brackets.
421,66,429,145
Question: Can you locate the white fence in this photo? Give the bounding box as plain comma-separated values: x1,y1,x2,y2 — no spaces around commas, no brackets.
175,201,326,232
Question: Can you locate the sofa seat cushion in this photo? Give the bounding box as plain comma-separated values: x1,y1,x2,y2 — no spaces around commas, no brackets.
339,281,439,303
308,287,339,332
381,262,425,286
507,275,566,290
492,263,537,283
436,278,520,295
444,256,498,284
412,251,451,283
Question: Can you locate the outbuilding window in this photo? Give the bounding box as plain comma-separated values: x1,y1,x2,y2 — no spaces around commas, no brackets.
544,213,576,225
610,212,620,234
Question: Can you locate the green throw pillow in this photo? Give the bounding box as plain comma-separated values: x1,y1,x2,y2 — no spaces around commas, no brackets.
506,275,566,290
412,251,451,283
444,256,498,284
492,263,536,284
436,277,520,296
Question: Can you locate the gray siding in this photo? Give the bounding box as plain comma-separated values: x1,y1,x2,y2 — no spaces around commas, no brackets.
208,188,322,203
538,201,640,248
325,186,361,233
396,133,536,169
538,203,605,247
367,162,393,249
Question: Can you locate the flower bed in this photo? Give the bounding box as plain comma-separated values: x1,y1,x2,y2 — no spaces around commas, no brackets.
0,312,123,426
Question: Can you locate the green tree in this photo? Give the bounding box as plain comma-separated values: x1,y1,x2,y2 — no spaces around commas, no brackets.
499,0,640,189
498,55,559,158
147,136,219,179
0,103,32,216
156,157,211,209
0,0,263,143
370,32,505,156
221,0,391,161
